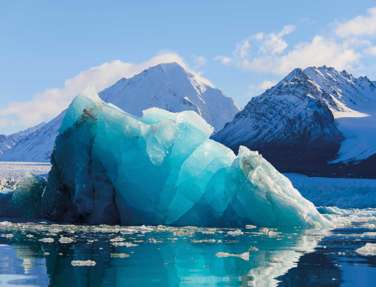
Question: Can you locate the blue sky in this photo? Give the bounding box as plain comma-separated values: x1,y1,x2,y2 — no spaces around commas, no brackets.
1,0,376,133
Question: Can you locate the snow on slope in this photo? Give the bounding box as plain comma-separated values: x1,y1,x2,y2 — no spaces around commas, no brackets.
215,68,341,149
215,66,376,166
0,124,44,157
303,66,376,113
0,63,238,162
303,66,376,163
1,113,64,162
0,135,13,157
213,68,343,172
100,62,238,131
333,113,376,163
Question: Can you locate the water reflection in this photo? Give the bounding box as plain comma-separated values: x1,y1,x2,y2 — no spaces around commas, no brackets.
0,223,324,287
277,252,341,286
0,244,49,286
277,227,376,287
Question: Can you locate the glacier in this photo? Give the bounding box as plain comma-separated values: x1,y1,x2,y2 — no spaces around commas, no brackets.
39,89,329,229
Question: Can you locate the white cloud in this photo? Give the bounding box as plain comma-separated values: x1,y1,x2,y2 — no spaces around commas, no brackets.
234,25,295,63
214,55,232,65
221,24,359,75
0,53,189,134
258,80,276,90
336,7,376,38
246,80,277,100
193,55,207,68
255,25,295,55
364,46,376,56
235,39,251,59
277,36,359,74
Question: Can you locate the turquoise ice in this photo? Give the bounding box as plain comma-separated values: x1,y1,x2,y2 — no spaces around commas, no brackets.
41,89,329,229
0,175,46,220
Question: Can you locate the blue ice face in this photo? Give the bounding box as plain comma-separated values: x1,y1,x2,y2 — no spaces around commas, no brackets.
41,90,329,229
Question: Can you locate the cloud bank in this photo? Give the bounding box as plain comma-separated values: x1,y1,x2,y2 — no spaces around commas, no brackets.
216,6,376,76
336,7,376,38
0,53,189,134
223,26,359,75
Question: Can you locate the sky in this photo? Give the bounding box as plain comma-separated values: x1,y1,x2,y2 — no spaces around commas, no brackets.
1,0,376,134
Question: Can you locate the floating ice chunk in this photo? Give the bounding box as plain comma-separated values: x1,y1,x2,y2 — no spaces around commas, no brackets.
227,229,244,236
111,242,138,248
58,237,74,244
245,224,257,230
361,232,376,237
71,260,96,267
216,251,250,261
259,227,280,237
191,239,219,244
172,229,195,237
147,238,162,244
1,233,14,239
110,253,130,259
41,91,330,229
110,236,125,242
356,243,376,256
39,237,54,243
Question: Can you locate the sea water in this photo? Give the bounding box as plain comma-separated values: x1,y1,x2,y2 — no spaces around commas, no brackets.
0,211,375,287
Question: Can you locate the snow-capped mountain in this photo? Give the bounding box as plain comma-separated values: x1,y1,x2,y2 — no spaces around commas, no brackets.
0,124,44,159
214,66,376,176
1,113,64,162
303,66,376,164
0,135,11,157
0,62,238,162
100,63,238,131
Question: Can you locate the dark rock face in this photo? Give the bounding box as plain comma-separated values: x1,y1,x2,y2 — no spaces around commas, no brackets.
213,69,343,174
215,66,376,177
325,154,376,178
41,113,120,225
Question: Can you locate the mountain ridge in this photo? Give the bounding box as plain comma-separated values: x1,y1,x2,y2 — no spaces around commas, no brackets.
214,65,376,177
0,62,238,162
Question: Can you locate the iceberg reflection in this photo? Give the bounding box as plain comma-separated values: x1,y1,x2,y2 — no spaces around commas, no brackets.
0,223,325,286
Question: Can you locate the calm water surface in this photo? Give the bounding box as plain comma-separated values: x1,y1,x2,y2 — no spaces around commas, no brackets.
0,214,375,287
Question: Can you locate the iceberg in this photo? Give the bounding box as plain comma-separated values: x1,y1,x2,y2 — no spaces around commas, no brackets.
0,175,46,220
41,89,329,229
356,243,376,256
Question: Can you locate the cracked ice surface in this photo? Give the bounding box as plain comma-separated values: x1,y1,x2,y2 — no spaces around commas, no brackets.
41,89,329,229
